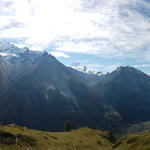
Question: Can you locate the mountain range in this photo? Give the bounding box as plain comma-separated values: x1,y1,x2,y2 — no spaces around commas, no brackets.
0,41,150,133
70,63,107,76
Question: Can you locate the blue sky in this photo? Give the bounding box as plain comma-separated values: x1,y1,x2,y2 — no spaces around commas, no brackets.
1,0,150,73
57,52,150,73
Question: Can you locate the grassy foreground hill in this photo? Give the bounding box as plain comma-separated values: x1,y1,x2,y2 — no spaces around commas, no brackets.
0,124,150,150
113,132,150,150
0,124,113,150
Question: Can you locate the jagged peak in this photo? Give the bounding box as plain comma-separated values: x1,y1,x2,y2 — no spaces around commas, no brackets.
111,66,150,78
22,47,30,51
42,51,49,56
0,41,17,50
70,63,106,77
115,66,140,72
41,51,56,59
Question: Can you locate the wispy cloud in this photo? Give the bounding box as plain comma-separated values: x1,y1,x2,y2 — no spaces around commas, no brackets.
1,0,150,60
0,19,24,31
86,63,121,72
0,0,14,16
132,64,150,68
49,51,70,58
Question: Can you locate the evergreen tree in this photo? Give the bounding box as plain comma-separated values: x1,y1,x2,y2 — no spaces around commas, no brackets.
108,130,115,143
64,120,72,131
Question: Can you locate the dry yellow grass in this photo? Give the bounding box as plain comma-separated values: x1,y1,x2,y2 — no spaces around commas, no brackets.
113,131,150,150
0,124,113,150
1,124,150,150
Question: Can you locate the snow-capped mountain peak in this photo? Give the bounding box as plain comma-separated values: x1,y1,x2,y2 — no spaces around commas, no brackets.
70,63,106,76
0,41,42,58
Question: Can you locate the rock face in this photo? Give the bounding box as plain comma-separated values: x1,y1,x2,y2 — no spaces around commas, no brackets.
93,66,150,125
0,128,36,146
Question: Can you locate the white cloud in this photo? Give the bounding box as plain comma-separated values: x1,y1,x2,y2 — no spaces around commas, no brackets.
0,52,8,56
71,62,121,72
1,0,150,59
49,51,70,58
132,64,150,68
88,63,121,72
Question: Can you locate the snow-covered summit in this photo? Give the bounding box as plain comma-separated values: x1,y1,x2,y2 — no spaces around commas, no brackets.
70,63,107,76
0,41,41,58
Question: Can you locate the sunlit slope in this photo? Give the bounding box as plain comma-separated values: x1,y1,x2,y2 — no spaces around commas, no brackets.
0,124,113,150
1,124,150,150
113,131,150,150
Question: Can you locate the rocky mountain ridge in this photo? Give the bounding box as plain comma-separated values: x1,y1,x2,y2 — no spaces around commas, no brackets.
0,41,150,133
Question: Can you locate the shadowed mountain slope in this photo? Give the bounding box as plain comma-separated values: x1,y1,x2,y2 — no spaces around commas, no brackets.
0,51,120,131
93,66,150,125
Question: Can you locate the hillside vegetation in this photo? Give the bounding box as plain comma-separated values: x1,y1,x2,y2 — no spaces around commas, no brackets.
113,132,150,150
0,124,113,150
0,124,150,150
